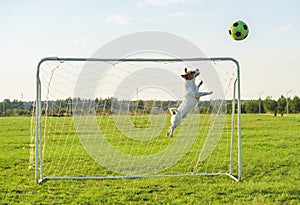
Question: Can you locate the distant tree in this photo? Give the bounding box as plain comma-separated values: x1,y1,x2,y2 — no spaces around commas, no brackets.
5,109,14,116
264,96,278,116
0,99,31,116
258,97,265,114
277,95,286,116
11,100,24,110
3,99,12,112
291,96,300,113
245,100,259,113
137,100,144,110
0,102,3,116
226,102,233,114
95,98,105,114
105,97,113,114
64,97,73,115
240,103,246,114
227,101,246,114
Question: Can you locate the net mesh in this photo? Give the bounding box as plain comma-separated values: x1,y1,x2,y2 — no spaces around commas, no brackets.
31,58,240,181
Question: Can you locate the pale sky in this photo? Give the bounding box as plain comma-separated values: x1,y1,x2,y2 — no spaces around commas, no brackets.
0,0,299,100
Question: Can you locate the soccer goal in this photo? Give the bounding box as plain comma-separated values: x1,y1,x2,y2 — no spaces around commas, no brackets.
31,56,242,183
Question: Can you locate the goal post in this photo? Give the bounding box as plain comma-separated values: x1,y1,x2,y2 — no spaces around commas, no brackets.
32,56,242,183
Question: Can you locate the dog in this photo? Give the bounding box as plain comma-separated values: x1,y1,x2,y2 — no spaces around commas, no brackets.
166,68,212,137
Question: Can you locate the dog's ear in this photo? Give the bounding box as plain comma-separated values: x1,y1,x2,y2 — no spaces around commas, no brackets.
181,74,188,80
184,68,187,73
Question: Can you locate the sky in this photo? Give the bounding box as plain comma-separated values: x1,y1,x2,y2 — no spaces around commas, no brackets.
0,0,299,101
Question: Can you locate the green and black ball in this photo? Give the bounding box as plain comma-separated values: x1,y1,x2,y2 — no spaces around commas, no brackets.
229,20,249,41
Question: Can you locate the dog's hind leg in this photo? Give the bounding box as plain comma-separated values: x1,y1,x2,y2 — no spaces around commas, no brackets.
167,125,175,137
167,108,181,137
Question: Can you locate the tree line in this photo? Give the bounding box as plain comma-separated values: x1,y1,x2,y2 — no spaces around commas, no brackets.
238,95,300,116
0,99,33,116
0,95,299,117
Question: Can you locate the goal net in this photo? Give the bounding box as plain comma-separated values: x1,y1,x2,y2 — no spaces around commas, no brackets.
31,56,241,183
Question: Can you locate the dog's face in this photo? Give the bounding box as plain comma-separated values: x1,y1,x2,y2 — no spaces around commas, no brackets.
181,68,200,80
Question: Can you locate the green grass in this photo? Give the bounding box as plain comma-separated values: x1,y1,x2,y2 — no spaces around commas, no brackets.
0,114,299,204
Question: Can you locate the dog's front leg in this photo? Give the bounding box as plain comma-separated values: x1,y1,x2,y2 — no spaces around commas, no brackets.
195,91,213,98
197,80,203,89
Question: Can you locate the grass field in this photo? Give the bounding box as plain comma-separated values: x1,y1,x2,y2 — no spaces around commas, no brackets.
0,114,299,204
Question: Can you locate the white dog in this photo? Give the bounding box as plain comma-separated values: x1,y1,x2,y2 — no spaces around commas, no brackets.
167,68,212,137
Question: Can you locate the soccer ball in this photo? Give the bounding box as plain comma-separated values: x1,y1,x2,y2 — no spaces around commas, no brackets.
228,20,249,41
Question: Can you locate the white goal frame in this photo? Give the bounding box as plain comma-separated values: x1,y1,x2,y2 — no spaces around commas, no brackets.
34,57,242,183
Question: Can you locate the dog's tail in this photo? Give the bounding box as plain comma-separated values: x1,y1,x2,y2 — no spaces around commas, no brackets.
168,108,178,115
